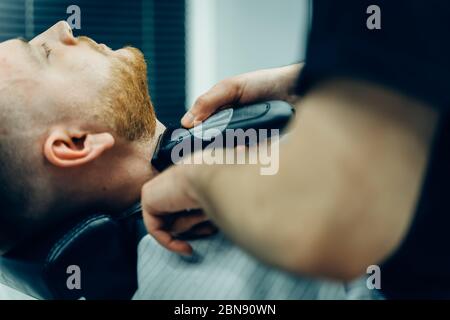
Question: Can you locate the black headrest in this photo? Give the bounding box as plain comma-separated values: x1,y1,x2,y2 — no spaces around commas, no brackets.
0,204,146,300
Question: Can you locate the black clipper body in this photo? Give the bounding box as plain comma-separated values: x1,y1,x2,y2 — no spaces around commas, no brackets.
151,101,294,172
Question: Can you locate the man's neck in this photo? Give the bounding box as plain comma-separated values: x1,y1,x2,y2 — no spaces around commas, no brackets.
84,120,167,215
28,121,167,242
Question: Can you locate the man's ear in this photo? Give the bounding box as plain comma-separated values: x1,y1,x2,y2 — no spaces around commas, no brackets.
44,127,115,168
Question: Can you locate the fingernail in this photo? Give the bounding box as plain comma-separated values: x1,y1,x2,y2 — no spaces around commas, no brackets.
181,111,195,126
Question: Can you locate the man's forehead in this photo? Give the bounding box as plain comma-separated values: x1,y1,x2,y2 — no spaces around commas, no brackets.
0,39,40,86
0,38,39,73
0,41,16,73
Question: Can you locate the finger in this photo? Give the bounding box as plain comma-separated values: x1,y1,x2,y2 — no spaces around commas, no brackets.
175,222,218,240
143,208,193,255
181,79,242,128
141,167,199,255
170,213,210,235
189,222,218,237
141,168,200,216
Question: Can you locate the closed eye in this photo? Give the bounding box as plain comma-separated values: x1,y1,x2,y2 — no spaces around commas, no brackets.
41,43,52,58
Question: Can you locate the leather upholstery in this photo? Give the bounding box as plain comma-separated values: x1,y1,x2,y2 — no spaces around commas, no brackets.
0,205,146,300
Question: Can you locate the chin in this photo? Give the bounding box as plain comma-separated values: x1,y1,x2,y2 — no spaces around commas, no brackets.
116,47,135,60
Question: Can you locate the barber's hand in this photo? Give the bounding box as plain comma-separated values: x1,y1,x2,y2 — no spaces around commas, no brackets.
141,164,210,256
181,63,303,128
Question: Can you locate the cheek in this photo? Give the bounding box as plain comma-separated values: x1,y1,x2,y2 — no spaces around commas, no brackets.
51,54,111,97
54,46,111,80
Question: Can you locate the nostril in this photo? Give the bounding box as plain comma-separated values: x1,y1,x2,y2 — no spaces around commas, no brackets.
57,20,75,40
61,27,78,45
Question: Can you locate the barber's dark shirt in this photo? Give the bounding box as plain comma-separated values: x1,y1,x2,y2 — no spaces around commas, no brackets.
297,0,450,299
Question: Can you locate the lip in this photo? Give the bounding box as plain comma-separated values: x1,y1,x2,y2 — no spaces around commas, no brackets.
96,43,113,54
99,43,110,50
77,36,112,54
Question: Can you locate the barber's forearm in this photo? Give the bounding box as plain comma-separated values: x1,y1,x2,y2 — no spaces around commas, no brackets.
189,140,338,277
234,63,304,105
271,63,304,105
280,63,304,91
189,79,437,280
191,162,293,267
187,113,330,276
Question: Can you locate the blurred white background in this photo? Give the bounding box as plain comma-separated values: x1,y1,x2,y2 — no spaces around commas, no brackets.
186,0,310,106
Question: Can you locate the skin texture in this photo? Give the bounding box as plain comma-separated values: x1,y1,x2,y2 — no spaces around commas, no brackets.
141,66,438,280
0,21,163,253
181,64,303,127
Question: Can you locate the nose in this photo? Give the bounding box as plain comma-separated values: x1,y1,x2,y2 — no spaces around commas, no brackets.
30,21,77,46
55,21,77,45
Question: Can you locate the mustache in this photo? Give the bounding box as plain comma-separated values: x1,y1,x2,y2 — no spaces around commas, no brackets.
77,36,144,64
77,36,109,55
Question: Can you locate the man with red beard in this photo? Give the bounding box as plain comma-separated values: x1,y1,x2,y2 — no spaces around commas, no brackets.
0,21,375,299
0,21,163,252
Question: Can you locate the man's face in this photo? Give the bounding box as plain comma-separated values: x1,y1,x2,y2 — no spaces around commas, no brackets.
0,20,155,140
0,21,157,253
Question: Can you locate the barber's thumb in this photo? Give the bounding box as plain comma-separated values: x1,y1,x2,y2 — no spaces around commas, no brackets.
181,110,196,128
181,94,217,128
181,105,208,128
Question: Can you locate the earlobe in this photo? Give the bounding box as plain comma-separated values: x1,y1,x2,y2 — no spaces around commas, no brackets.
44,128,115,168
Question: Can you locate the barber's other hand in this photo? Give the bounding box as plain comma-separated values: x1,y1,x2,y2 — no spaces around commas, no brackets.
181,63,303,128
141,165,209,256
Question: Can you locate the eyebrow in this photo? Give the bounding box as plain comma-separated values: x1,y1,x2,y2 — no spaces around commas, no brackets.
15,37,43,66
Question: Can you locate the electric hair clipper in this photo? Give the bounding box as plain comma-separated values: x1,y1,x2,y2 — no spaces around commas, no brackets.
151,100,295,172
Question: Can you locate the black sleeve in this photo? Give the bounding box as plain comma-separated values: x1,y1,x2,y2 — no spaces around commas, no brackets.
298,0,450,299
297,0,450,110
